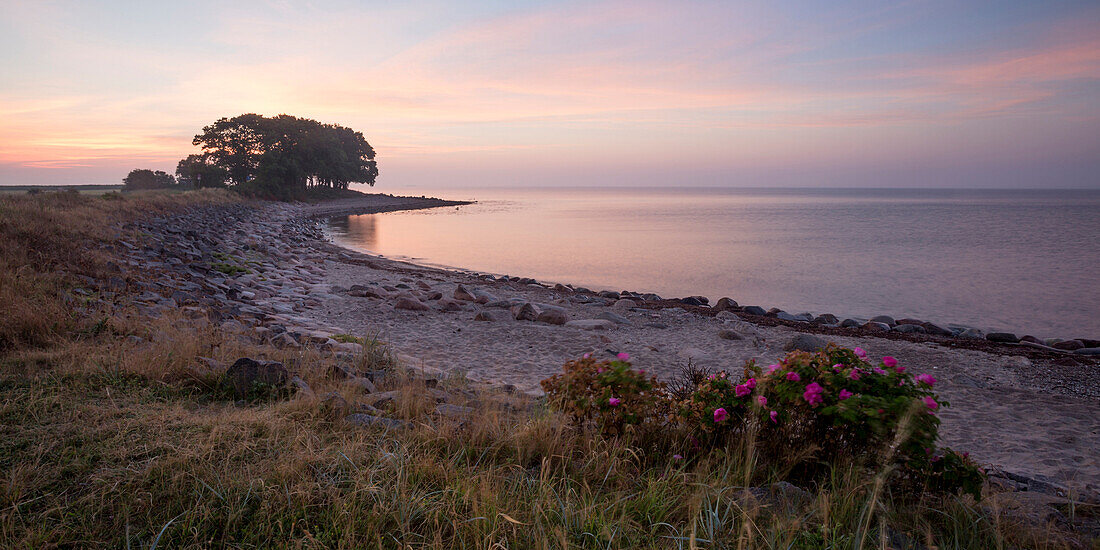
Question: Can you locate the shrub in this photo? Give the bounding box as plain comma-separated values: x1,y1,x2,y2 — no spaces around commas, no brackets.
541,353,668,436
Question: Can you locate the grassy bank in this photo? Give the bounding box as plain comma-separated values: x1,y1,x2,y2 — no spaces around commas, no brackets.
0,191,1086,548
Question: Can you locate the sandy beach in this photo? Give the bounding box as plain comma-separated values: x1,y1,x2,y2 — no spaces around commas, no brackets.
127,194,1100,498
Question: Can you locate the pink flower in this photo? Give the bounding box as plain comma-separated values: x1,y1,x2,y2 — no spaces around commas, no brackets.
895,366,906,373
853,347,866,358
785,371,801,382
839,389,854,400
744,377,757,390
832,363,844,372
616,352,630,361
916,373,936,387
638,369,646,376
873,367,887,375
735,384,751,397
582,353,591,359
922,396,939,412
608,397,621,407
597,367,604,373
673,454,683,460
765,364,781,375
755,395,768,407
769,410,779,423
848,369,862,381
713,408,729,422
803,382,825,406
882,356,897,368
708,373,717,381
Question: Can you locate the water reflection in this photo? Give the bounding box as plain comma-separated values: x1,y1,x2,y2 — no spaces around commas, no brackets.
330,214,378,250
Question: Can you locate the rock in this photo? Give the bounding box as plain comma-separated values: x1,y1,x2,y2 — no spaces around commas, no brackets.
345,376,378,393
1052,339,1084,350
612,299,637,310
348,289,385,299
474,311,495,322
334,341,363,354
958,328,984,339
718,329,743,340
394,297,429,311
715,310,739,321
417,281,432,290
363,390,400,407
861,321,890,332
679,297,706,306
812,313,838,325
453,284,477,301
195,356,226,371
1072,347,1100,356
870,315,896,326
596,311,632,325
1080,338,1100,347
564,319,615,331
895,318,923,326
437,298,463,312
321,392,349,416
742,306,767,316
553,283,569,292
986,332,1020,343
226,358,288,400
289,376,312,397
511,302,540,321
470,288,497,304
597,290,620,300
840,318,861,328
892,324,926,334
921,322,954,336
345,413,408,430
784,334,828,352
775,312,800,321
713,297,738,312
536,309,568,325
1019,335,1043,345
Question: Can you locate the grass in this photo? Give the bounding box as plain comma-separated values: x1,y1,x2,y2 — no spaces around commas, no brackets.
0,190,1089,548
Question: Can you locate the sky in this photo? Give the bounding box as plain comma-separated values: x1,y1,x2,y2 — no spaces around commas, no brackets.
1,0,1098,188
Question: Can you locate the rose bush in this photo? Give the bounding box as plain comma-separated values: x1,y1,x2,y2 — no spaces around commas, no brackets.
540,353,668,436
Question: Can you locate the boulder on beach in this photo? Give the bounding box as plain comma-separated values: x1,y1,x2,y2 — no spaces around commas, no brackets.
812,313,839,325
861,321,890,332
958,328,984,339
511,302,540,321
395,297,429,311
742,306,767,316
474,311,495,322
986,332,1020,344
536,309,567,325
784,334,828,352
453,285,477,301
1052,339,1084,350
892,324,926,334
713,297,738,312
612,298,637,310
870,315,896,326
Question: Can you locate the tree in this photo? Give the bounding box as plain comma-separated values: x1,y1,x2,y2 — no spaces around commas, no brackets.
123,169,176,190
176,154,227,188
187,114,378,198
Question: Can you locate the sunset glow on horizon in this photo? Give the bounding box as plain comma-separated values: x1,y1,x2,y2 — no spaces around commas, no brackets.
1,0,1098,188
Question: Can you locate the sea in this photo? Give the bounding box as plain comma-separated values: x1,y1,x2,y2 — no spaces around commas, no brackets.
328,186,1100,339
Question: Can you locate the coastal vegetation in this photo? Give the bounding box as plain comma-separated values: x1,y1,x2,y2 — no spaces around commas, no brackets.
0,190,1091,548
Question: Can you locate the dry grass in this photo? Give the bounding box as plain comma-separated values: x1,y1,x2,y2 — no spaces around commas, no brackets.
0,190,1087,548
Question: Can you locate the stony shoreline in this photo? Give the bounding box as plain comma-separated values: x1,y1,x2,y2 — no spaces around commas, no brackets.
97,194,1099,497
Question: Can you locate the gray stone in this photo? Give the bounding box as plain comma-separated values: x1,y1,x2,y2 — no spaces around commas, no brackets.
289,375,312,397
958,328,984,339
511,302,540,321
321,392,349,416
715,310,739,321
1052,339,1084,350
453,284,477,301
742,306,767,316
812,313,839,325
437,298,463,312
713,297,738,311
597,290,620,299
775,312,799,321
434,403,474,418
536,309,568,325
564,319,615,331
394,297,429,311
921,322,954,336
986,332,1020,343
612,298,637,310
718,329,743,341
783,334,828,352
892,323,926,334
226,358,288,400
474,311,495,322
840,318,861,328
1072,347,1100,356
595,311,632,325
861,321,891,332
870,315,896,326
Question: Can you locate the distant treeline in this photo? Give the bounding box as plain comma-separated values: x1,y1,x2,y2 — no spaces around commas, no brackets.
124,114,378,199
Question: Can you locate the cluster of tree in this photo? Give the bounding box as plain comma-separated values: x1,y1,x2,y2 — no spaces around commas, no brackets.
124,114,379,198
122,169,178,190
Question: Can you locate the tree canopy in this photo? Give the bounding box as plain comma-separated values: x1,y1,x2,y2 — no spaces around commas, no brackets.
185,114,378,198
123,169,176,190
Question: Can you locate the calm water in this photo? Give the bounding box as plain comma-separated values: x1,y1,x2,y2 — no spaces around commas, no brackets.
328,187,1100,338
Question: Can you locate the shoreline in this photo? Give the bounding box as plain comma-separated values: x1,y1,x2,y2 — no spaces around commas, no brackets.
319,197,1099,358
112,193,1100,495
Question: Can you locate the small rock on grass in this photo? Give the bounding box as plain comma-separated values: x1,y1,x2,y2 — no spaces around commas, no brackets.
345,413,408,430
226,358,288,400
